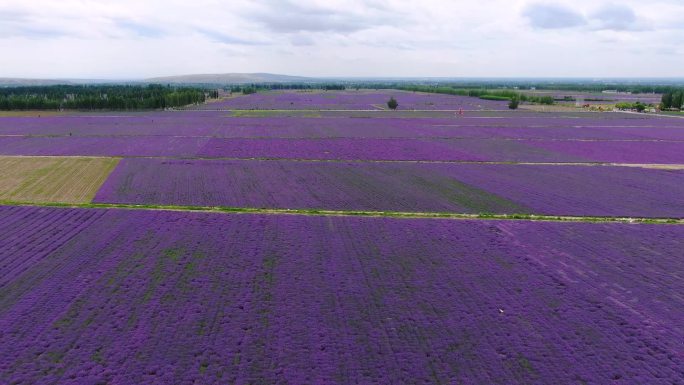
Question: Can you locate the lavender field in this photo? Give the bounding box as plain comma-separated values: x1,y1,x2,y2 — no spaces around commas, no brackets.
94,159,684,218
3,136,682,163
197,90,508,110
1,108,682,163
6,0,684,381
1,89,683,385
2,112,683,140
1,206,682,384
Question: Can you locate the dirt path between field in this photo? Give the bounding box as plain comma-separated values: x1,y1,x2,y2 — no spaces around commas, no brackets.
616,164,684,170
617,110,684,120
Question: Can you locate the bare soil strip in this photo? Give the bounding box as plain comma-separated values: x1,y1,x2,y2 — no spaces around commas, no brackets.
616,164,684,170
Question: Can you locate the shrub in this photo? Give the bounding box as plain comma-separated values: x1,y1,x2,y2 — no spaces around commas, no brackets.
508,98,520,109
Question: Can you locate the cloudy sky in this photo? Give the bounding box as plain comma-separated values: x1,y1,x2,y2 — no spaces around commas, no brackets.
1,0,682,78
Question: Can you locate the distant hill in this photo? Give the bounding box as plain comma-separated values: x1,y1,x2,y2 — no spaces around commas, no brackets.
0,78,140,87
0,78,76,86
0,73,313,87
145,73,315,85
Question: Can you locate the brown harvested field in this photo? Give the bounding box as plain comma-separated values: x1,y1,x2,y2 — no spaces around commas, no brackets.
0,156,119,203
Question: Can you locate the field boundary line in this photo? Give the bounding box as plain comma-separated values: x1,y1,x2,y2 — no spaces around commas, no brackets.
0,155,122,160
0,155,682,169
2,134,683,143
0,200,681,224
617,110,684,120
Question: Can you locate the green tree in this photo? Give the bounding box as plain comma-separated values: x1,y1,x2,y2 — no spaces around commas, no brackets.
672,91,684,110
661,93,673,109
387,97,398,110
538,96,555,105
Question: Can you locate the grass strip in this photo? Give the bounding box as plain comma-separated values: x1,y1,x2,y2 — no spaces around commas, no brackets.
0,200,680,225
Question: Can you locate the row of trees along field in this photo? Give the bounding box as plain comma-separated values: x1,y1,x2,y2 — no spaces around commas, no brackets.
0,85,213,110
661,90,684,110
228,84,346,93
374,81,681,95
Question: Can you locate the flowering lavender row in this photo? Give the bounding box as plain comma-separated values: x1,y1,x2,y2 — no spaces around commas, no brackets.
1,110,682,142
193,90,508,110
93,158,531,214
93,159,684,218
1,135,682,163
1,113,684,140
197,137,684,163
0,205,682,384
0,136,209,157
318,110,667,119
430,163,684,218
528,140,684,164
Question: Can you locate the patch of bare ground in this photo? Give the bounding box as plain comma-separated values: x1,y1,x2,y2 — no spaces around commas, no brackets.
613,163,684,170
520,104,585,112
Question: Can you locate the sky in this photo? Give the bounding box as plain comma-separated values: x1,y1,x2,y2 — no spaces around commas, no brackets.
0,0,683,79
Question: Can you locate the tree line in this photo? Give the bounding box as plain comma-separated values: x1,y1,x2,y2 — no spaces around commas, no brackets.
661,90,684,110
228,84,345,93
0,85,212,110
224,81,681,95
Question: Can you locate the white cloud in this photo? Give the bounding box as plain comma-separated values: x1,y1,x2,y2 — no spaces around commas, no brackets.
0,0,682,78
522,3,586,29
589,3,648,31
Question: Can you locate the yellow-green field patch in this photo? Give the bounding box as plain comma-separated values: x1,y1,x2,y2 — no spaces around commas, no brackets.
228,110,322,117
0,111,70,117
0,156,120,203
